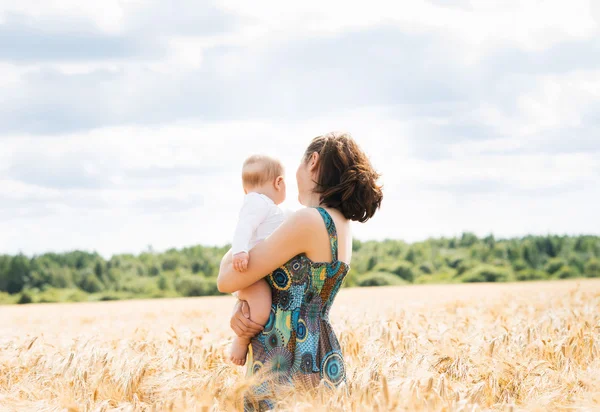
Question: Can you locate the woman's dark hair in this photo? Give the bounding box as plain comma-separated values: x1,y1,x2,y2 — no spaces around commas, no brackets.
304,132,383,223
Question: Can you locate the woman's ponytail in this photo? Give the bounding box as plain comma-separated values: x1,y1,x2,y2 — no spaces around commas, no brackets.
304,132,383,222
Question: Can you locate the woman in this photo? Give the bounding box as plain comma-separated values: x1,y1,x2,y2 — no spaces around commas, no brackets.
218,132,383,410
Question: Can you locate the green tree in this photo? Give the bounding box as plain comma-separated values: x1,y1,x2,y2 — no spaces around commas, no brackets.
121,277,158,295
555,266,578,279
418,262,435,274
157,275,171,291
405,249,417,264
5,255,30,294
568,256,584,274
516,269,547,281
366,256,378,271
17,292,33,304
459,265,512,283
506,244,521,262
483,234,496,249
191,262,202,274
94,261,104,278
445,255,464,269
79,273,103,293
522,240,541,268
544,258,566,275
161,256,180,271
357,272,406,287
512,259,529,272
175,276,219,297
585,258,600,278
456,259,477,276
374,261,415,282
460,232,478,248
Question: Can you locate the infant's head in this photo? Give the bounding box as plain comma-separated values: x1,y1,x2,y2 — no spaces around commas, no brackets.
242,155,286,205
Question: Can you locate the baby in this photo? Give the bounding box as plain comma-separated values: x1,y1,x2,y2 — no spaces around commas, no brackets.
229,154,286,365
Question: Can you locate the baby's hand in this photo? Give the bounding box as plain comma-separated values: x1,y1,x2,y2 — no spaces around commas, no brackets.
233,252,249,272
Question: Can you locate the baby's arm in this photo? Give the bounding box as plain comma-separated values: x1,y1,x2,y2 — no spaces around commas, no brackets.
231,194,270,272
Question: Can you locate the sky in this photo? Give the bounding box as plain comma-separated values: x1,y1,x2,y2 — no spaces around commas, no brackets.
1,0,599,258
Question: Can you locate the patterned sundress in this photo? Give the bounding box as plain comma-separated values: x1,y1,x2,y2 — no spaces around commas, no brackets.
244,207,350,411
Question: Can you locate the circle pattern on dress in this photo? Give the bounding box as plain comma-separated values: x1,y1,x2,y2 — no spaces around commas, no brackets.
272,268,291,290
303,296,322,333
266,330,283,349
321,351,345,386
278,290,291,310
252,360,263,375
296,319,307,342
300,352,313,373
265,347,293,374
292,258,310,285
262,308,275,334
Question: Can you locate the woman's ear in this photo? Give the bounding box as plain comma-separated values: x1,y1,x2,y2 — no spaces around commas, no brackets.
308,152,319,172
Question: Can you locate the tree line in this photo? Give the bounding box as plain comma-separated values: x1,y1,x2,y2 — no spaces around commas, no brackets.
1,233,599,304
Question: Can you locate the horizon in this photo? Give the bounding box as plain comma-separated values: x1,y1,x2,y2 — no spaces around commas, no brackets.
8,230,600,260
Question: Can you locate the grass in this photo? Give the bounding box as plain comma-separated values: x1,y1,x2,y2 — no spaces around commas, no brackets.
1,279,599,411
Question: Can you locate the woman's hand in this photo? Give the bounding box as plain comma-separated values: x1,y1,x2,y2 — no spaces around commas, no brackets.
230,299,264,338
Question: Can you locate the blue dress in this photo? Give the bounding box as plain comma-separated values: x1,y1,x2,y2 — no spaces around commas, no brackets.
244,207,350,411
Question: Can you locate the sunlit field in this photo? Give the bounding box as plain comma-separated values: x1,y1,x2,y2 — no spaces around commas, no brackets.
1,279,599,411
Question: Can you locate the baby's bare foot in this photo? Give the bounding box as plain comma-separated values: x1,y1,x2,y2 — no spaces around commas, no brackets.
230,337,250,366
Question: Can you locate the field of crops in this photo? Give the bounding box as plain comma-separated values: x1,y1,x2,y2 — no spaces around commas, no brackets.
1,279,599,411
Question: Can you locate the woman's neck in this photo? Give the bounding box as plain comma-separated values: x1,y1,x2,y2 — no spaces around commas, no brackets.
303,193,322,208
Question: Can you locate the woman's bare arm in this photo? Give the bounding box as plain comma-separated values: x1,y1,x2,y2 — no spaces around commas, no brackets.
217,209,317,293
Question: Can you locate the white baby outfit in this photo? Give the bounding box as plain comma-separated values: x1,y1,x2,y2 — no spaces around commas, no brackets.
231,192,285,255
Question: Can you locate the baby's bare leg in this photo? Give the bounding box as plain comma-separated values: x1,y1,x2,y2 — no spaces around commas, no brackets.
236,279,272,325
230,279,272,366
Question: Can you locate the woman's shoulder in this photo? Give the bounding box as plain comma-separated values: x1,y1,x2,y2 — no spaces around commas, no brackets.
287,207,349,237
286,207,324,229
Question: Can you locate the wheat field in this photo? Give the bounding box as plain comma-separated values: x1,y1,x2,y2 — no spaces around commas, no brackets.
1,279,599,411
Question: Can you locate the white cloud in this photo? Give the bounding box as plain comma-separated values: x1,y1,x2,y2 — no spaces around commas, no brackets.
0,0,599,256
517,70,600,133
2,109,599,257
0,0,127,32
219,0,598,59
